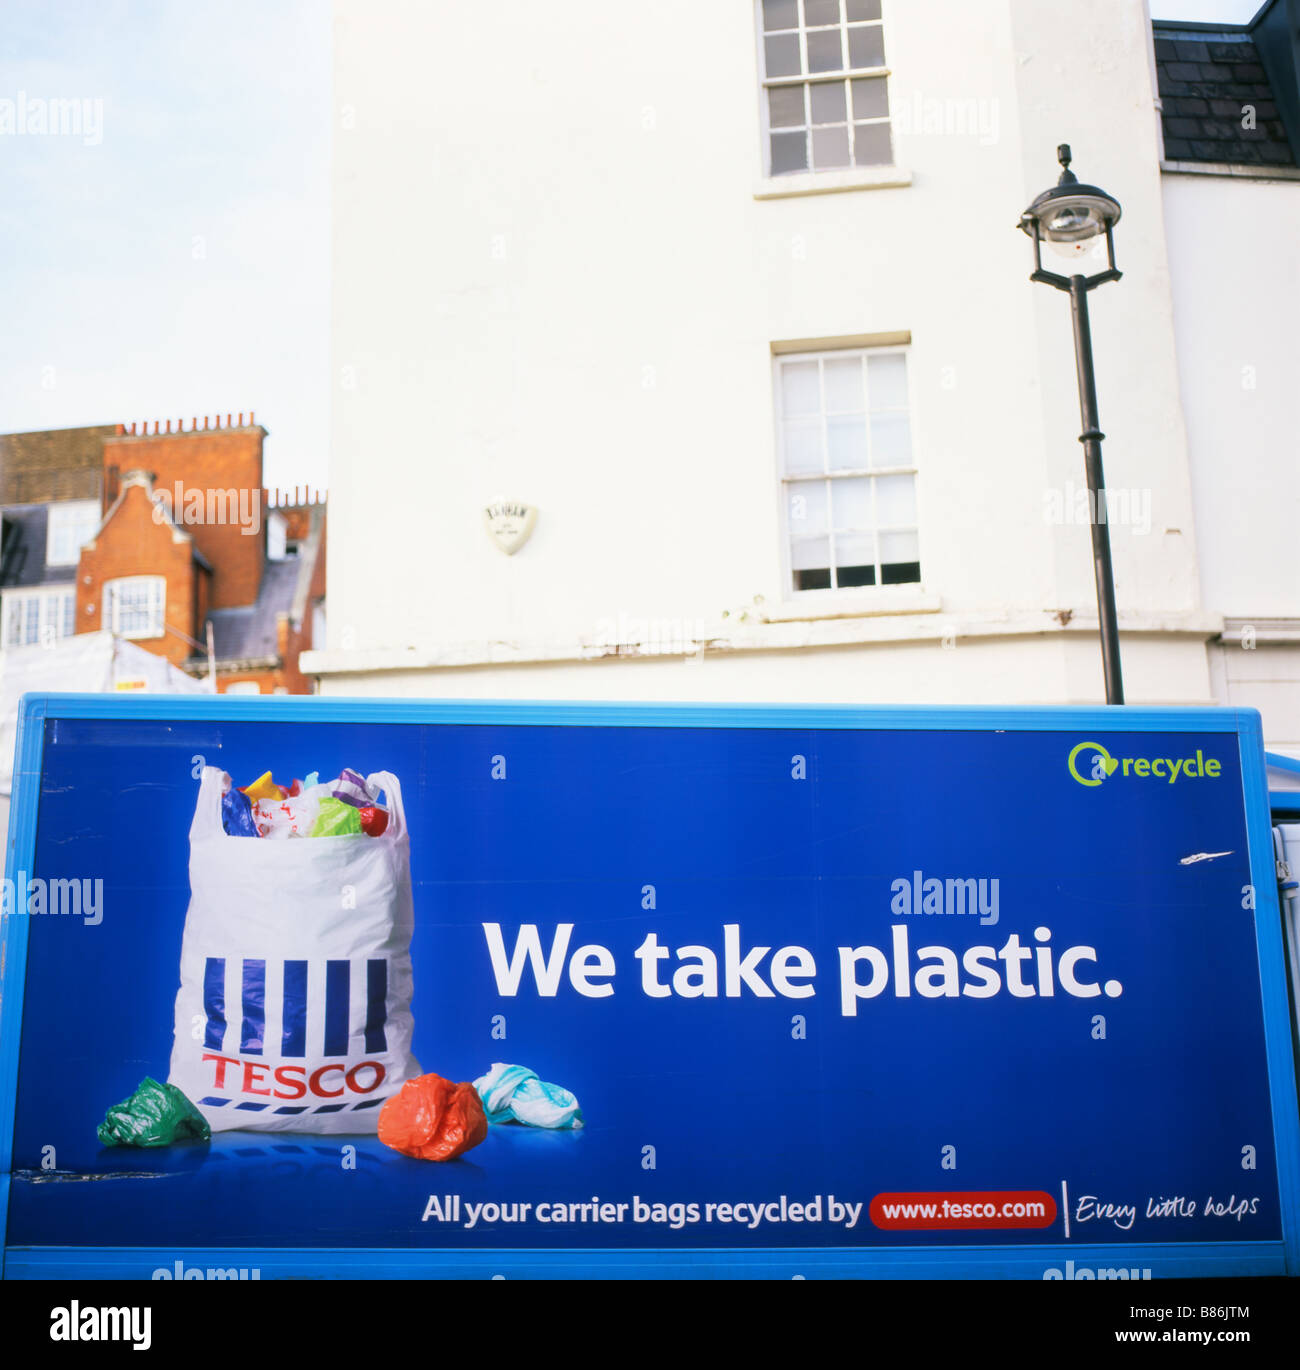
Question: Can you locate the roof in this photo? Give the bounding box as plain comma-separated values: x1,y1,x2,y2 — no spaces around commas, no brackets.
91,470,213,573
205,558,300,663
1154,22,1297,167
0,425,112,505
0,505,78,589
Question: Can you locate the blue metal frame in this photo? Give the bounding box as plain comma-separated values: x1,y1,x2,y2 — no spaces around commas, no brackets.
2,694,1297,1281
1268,751,1300,817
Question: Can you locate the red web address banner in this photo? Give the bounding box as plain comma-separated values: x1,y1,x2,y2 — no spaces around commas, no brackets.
870,1190,1058,1231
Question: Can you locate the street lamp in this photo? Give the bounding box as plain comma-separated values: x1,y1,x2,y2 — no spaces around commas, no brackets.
1020,144,1125,705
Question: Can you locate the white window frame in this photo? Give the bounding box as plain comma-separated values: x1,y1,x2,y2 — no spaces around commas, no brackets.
774,345,922,597
45,500,101,568
1,585,76,649
103,575,166,640
756,0,894,179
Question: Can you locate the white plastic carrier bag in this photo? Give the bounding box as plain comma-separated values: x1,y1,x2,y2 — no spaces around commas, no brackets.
168,766,421,1134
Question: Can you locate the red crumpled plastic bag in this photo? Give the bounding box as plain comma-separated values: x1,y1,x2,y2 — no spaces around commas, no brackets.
378,1073,488,1161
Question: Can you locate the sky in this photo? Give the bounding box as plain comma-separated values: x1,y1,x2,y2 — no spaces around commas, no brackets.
0,1,1268,494
1150,0,1263,17
0,0,330,494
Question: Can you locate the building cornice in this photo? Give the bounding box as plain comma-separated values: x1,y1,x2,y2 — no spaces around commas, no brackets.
300,608,1226,677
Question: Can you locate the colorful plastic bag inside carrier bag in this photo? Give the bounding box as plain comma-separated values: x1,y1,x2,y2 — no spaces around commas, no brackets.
168,766,421,1133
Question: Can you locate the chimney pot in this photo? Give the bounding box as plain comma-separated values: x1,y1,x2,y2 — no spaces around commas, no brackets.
249,410,255,426
153,421,160,434
226,413,232,427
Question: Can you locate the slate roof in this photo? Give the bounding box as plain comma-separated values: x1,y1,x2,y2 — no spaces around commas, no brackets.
0,505,77,589
205,557,301,663
1154,26,1296,167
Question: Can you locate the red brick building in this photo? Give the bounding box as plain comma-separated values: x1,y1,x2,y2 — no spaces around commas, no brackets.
0,415,325,694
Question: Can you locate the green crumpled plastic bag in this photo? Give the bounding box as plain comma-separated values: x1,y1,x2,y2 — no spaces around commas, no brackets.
310,797,363,837
97,1077,211,1147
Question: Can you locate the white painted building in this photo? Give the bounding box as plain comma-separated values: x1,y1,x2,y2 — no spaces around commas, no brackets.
310,0,1300,754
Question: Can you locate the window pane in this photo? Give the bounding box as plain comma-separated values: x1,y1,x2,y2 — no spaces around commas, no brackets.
806,28,844,72
874,473,917,525
869,413,911,467
831,476,873,529
770,130,808,174
853,121,893,165
880,529,920,565
827,415,867,470
765,33,802,77
876,526,920,580
836,563,876,588
851,76,889,119
823,355,864,411
788,480,829,535
108,578,163,636
809,80,847,124
796,567,832,591
783,420,824,475
781,360,821,416
846,0,881,19
47,500,100,566
762,0,798,30
811,124,850,168
881,561,920,585
867,352,909,409
848,23,885,68
803,0,841,27
790,536,831,571
769,85,805,128
835,531,877,578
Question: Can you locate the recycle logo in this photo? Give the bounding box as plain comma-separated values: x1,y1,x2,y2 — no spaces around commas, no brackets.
1067,741,1118,787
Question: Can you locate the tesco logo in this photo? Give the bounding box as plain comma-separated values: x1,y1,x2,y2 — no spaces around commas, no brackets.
202,1053,385,1100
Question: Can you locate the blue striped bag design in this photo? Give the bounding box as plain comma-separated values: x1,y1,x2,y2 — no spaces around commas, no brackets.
167,767,420,1133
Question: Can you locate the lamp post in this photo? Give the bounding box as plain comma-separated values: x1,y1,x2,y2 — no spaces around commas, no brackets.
1020,144,1125,705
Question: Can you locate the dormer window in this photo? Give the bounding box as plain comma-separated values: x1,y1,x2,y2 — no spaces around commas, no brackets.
46,500,100,567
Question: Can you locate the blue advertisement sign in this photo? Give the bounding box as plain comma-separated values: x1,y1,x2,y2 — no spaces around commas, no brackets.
1,696,1297,1279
